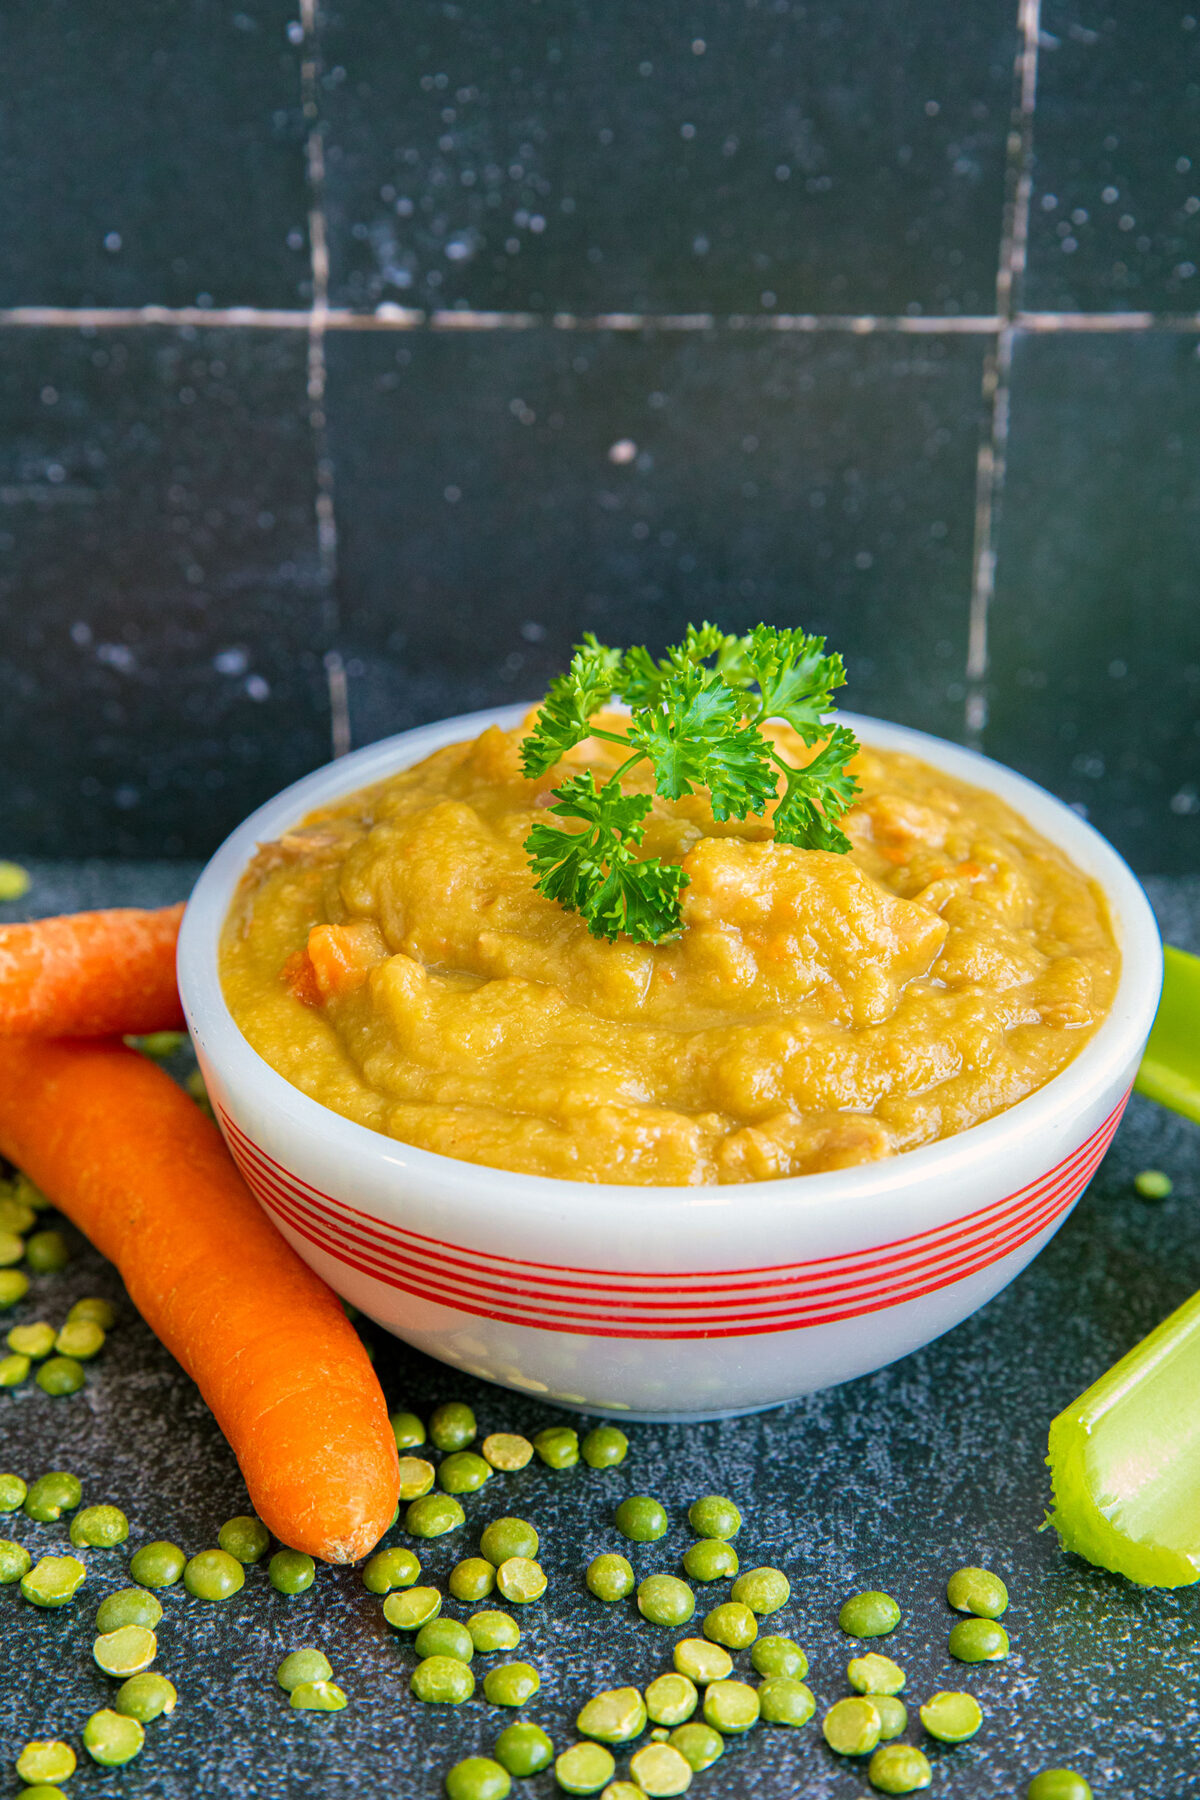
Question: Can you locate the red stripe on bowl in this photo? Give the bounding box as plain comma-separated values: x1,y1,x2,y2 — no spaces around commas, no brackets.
217,1093,1127,1339
229,1119,1104,1316
219,1102,1117,1294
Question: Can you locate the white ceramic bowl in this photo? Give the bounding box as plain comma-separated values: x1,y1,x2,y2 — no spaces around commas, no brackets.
178,707,1162,1420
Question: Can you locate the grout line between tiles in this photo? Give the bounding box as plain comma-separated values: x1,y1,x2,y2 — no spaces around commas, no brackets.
300,0,349,760
1,305,1200,334
964,0,1042,744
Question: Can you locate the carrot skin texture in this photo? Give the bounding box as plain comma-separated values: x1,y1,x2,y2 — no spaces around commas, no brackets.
0,903,187,1036
0,1037,399,1562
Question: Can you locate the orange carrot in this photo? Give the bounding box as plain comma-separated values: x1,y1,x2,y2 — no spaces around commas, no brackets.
0,1038,399,1561
0,903,186,1037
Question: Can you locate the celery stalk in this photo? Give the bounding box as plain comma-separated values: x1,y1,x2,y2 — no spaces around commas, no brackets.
1135,944,1200,1125
1047,1287,1200,1586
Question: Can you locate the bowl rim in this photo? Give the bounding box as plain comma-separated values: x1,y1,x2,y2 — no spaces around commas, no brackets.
178,704,1163,1217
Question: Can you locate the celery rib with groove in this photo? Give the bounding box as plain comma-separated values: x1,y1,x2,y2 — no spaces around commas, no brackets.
1047,1286,1200,1587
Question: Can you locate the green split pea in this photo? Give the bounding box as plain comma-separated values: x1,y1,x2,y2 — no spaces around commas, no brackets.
1026,1773,1093,1800
480,1517,539,1565
15,1742,77,1785
183,1548,244,1601
702,1601,757,1650
687,1495,741,1540
702,1679,760,1734
645,1672,698,1726
629,1742,694,1797
637,1573,695,1627
269,1549,316,1595
438,1452,492,1495
397,1456,436,1501
868,1744,933,1793
129,1541,186,1588
480,1432,533,1471
383,1586,442,1632
35,1356,86,1396
673,1638,732,1684
363,1546,422,1595
93,1625,157,1677
21,1555,86,1608
429,1401,477,1452
576,1686,647,1743
482,1661,540,1706
277,1648,333,1692
415,1618,474,1663
848,1652,906,1695
919,1690,982,1742
23,1471,81,1521
580,1424,628,1468
449,1556,495,1603
554,1741,615,1794
669,1722,724,1771
217,1514,270,1564
949,1617,1010,1663
839,1590,902,1639
467,1610,521,1653
758,1676,815,1727
614,1495,667,1542
291,1680,346,1710
495,1556,546,1604
406,1493,465,1539
115,1672,178,1722
823,1696,882,1756
533,1426,579,1469
0,1540,31,1584
751,1635,807,1679
587,1552,635,1602
495,1720,554,1776
946,1564,1008,1619
25,1230,70,1273
70,1505,129,1549
83,1709,144,1767
682,1538,739,1582
412,1654,475,1705
730,1565,789,1615
53,1319,105,1360
96,1589,162,1633
445,1757,513,1800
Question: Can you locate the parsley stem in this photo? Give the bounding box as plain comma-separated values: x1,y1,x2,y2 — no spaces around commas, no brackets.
604,747,651,790
587,727,637,751
766,745,797,785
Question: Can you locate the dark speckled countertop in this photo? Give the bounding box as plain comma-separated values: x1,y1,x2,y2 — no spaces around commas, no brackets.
0,864,1197,1799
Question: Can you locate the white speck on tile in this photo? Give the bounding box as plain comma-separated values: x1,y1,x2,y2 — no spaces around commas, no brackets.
607,439,637,465
97,644,136,673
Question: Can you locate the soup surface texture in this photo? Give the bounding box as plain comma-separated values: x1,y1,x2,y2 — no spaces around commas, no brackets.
220,718,1119,1186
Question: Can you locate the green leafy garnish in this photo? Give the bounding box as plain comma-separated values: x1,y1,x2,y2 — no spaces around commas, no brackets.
521,623,860,943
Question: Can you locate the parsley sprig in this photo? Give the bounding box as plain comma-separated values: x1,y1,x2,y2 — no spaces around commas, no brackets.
521,624,861,943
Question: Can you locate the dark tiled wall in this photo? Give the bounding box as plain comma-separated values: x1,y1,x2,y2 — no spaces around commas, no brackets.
320,0,1017,316
0,0,1197,871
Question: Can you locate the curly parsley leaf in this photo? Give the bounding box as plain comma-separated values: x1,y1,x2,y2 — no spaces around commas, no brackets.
524,772,687,942
519,623,861,940
736,623,848,744
626,667,777,821
619,622,749,709
519,636,623,777
771,724,862,854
